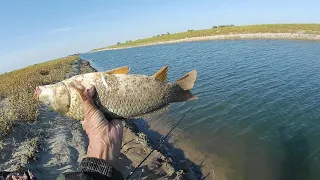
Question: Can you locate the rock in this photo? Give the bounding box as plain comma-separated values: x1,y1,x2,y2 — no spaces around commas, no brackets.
81,60,89,66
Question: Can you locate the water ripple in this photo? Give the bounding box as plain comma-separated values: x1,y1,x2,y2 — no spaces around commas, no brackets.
82,40,320,180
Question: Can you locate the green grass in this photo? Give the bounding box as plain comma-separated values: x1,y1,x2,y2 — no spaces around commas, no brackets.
92,24,320,51
0,55,79,138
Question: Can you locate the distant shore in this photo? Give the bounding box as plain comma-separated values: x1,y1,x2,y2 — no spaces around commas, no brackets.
92,33,320,52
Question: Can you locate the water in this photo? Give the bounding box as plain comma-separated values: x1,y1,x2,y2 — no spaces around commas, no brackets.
81,40,320,180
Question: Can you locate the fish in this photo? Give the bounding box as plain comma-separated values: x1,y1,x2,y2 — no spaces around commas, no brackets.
34,66,197,120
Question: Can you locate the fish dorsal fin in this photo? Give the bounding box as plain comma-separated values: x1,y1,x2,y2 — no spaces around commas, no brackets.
152,65,168,82
105,66,130,74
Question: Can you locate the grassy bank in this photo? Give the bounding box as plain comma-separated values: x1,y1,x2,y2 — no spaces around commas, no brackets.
92,24,320,51
0,55,79,138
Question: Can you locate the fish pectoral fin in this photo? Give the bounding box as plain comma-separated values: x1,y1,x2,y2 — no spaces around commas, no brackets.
105,66,130,74
152,65,168,82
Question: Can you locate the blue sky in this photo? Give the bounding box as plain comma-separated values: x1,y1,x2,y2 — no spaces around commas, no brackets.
0,0,319,73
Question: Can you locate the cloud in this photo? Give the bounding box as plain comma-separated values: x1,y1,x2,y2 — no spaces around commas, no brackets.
15,26,76,40
48,27,75,34
18,35,29,39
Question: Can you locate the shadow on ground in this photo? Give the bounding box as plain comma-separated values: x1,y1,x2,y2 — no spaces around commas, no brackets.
127,118,205,179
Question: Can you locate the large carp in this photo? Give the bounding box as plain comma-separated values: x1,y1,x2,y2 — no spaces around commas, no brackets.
34,66,197,120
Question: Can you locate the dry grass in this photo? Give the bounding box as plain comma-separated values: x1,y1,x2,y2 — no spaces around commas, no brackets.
92,24,320,51
12,137,40,165
0,107,14,137
0,55,79,138
137,132,148,146
0,139,4,151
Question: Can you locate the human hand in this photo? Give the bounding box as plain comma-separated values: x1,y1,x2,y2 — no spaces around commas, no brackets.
71,81,123,166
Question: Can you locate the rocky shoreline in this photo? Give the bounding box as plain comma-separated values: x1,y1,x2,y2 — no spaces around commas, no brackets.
92,33,320,52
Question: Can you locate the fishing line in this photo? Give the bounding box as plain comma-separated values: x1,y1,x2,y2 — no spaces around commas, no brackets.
125,101,198,180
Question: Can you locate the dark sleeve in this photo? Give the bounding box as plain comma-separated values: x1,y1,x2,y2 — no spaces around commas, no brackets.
56,157,124,180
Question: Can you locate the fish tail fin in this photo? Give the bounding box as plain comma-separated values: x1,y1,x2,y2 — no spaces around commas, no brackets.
170,70,198,102
175,70,197,90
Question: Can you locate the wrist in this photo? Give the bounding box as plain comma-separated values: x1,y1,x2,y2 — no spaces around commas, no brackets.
87,138,118,166
87,138,109,160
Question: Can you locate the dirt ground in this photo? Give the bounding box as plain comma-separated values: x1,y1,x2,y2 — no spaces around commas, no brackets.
0,103,190,179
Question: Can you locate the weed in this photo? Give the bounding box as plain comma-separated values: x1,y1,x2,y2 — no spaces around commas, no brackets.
0,106,14,137
12,137,40,165
0,139,4,151
137,132,148,146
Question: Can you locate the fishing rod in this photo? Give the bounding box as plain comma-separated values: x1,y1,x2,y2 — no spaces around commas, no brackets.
125,102,198,180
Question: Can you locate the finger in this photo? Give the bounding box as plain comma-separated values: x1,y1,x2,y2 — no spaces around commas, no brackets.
22,173,28,180
70,80,87,101
110,119,123,142
84,85,95,98
110,119,123,130
24,171,31,180
27,170,34,180
6,175,13,180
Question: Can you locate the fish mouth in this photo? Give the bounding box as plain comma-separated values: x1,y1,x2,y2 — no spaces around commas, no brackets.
34,86,42,100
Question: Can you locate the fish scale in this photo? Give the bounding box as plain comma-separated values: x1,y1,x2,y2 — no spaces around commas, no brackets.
95,74,170,119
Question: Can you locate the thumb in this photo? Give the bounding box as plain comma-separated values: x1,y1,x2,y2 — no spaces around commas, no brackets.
82,85,96,107
83,85,95,100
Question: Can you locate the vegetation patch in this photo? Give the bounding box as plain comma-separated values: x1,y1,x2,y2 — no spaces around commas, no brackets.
92,24,320,51
0,55,79,138
0,100,14,139
12,137,40,165
0,139,5,151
